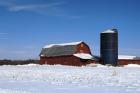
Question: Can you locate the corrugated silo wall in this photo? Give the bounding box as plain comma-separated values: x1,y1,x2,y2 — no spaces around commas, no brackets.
100,31,118,66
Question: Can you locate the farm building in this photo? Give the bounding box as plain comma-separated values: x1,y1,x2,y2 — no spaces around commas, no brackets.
118,55,140,65
98,55,140,65
39,29,140,66
100,28,140,66
39,41,98,66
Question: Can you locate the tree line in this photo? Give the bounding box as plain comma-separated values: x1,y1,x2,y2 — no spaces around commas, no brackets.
0,59,39,65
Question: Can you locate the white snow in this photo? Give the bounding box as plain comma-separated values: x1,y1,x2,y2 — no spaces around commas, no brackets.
101,29,116,33
73,53,93,59
124,64,140,67
43,41,82,48
118,55,137,59
40,54,44,57
86,63,105,67
0,64,140,93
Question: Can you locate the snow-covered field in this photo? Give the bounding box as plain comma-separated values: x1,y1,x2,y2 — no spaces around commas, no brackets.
0,64,140,93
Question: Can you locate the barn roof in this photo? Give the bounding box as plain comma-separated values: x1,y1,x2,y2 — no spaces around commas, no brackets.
40,41,84,57
118,55,137,60
43,41,82,48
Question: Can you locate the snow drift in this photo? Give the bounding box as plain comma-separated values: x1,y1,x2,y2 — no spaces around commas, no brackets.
0,64,140,93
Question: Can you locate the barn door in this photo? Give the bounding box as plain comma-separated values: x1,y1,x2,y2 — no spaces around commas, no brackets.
45,61,47,64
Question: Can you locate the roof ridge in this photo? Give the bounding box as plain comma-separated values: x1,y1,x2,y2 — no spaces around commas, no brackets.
43,41,83,48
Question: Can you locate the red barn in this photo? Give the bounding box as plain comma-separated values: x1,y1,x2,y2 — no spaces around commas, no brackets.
39,41,97,66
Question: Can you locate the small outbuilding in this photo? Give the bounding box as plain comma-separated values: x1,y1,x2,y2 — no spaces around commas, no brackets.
118,55,140,65
39,41,97,66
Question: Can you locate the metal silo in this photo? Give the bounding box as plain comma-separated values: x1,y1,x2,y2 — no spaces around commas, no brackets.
100,29,118,66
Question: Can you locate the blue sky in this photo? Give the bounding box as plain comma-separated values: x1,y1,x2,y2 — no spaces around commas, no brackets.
0,0,140,59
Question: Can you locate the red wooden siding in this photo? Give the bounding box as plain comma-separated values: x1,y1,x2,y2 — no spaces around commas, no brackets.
118,60,140,65
40,55,95,66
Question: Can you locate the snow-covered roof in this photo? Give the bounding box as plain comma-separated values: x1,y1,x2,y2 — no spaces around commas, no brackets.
118,55,137,59
43,41,83,48
73,53,93,59
101,29,117,33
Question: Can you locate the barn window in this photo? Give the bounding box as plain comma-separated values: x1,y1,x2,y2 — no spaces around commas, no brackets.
45,61,47,64
81,43,84,47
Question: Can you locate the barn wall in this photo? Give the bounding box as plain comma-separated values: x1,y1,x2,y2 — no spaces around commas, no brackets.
40,57,46,65
76,42,91,54
118,60,140,65
40,55,95,66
